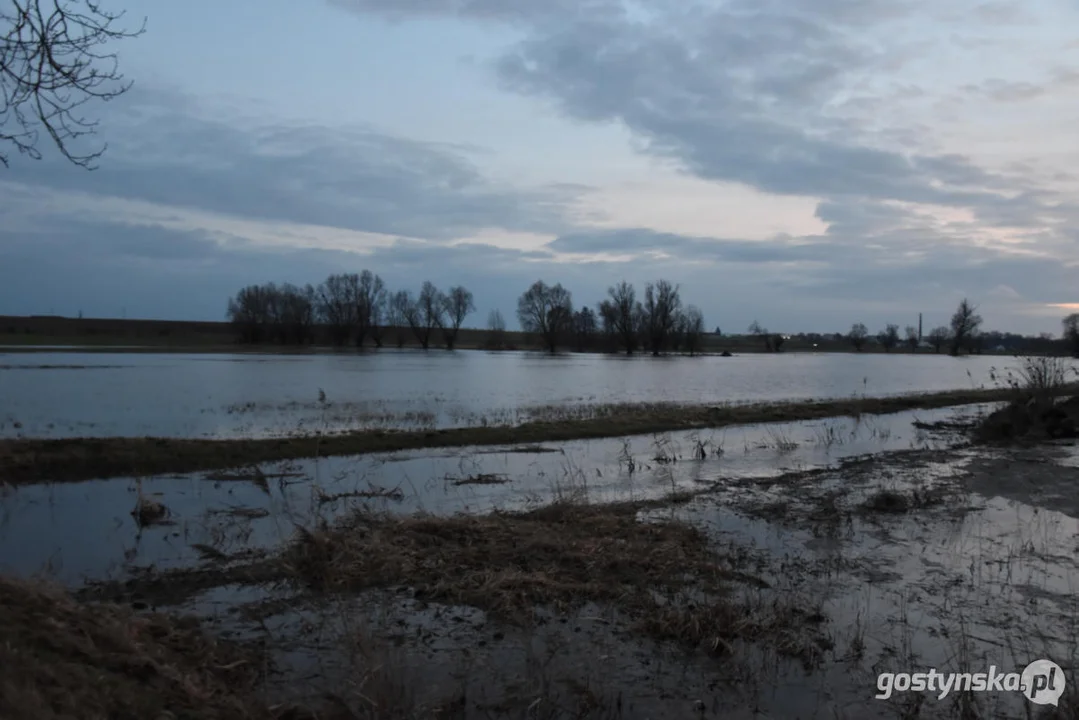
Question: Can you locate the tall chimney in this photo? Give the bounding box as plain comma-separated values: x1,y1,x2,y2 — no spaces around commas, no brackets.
918,313,923,340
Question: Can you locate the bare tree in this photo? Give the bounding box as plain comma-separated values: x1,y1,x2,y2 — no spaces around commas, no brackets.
747,321,783,352
517,280,573,353
485,308,506,350
682,305,705,356
388,290,411,348
227,285,271,344
600,281,641,354
904,325,919,352
642,280,681,355
670,310,686,352
392,282,443,350
440,285,475,350
279,283,315,345
316,274,357,346
394,289,420,347
403,281,444,349
597,299,619,353
949,298,982,356
356,270,386,348
1064,314,1079,358
877,324,900,352
264,286,281,343
1,1,145,168
748,320,774,352
572,307,597,352
227,282,314,345
848,323,869,352
927,326,950,354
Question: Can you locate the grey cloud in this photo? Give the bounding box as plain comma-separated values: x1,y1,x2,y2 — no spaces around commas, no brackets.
971,1,1028,24
548,228,841,264
322,0,1076,256
364,239,555,267
4,87,582,242
1,210,1070,334
6,0,1074,335
965,78,1047,102
490,10,1027,210
0,217,563,322
963,67,1079,104
327,0,624,25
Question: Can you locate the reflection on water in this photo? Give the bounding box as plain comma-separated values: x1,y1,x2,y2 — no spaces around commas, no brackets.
0,348,1050,439
0,404,988,586
3,402,1076,718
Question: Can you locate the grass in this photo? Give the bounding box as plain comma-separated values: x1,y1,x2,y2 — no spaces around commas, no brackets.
10,570,638,719
0,575,282,720
279,495,826,666
2,386,1066,485
976,356,1079,442
82,488,828,670
13,427,1079,718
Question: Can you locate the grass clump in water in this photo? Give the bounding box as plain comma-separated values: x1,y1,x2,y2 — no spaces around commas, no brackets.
282,497,827,667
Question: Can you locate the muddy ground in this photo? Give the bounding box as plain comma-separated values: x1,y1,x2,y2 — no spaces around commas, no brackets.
3,404,1079,719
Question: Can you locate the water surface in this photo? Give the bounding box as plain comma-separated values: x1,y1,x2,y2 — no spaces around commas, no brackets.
0,349,1029,439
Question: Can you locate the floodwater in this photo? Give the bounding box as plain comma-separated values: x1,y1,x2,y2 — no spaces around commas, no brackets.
0,348,1038,438
2,401,1077,718
0,403,987,588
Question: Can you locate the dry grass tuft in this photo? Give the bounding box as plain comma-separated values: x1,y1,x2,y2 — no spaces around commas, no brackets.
281,499,823,663
977,357,1079,442
0,576,279,720
285,501,704,613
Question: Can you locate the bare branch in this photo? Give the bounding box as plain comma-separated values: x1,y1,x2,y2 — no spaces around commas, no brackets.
1,0,145,168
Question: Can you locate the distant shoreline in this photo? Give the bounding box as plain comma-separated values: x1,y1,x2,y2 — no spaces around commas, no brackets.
0,314,1010,356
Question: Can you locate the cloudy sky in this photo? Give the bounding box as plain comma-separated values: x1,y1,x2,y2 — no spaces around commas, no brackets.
2,0,1077,335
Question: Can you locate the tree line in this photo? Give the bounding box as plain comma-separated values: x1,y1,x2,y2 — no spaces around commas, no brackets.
226,273,475,350
836,300,1079,357
745,299,1078,358
514,279,706,355
832,299,983,355
227,279,1077,359
225,274,707,355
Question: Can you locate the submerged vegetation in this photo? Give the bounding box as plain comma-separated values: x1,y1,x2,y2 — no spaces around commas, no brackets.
285,497,824,663
1,386,1060,485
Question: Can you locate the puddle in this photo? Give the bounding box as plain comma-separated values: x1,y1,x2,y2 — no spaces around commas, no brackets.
0,404,991,586
654,446,1079,718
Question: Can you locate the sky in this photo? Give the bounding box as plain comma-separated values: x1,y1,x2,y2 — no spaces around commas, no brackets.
1,0,1078,335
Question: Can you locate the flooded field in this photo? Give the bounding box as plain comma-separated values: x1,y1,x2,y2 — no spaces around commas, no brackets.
0,349,1028,438
2,344,1077,720
4,398,1079,718
0,404,984,586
